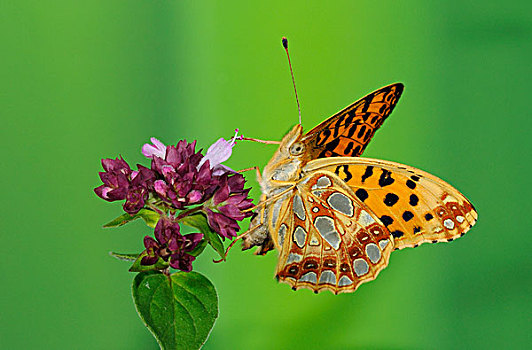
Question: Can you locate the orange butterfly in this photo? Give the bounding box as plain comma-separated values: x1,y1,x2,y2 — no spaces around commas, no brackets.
241,83,478,294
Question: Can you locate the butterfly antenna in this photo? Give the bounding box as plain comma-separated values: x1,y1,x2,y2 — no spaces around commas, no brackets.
282,37,302,125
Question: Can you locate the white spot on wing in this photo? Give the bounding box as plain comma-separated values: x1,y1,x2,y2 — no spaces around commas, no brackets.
294,226,307,248
444,219,455,229
353,258,369,276
313,216,341,250
318,270,337,285
359,210,376,227
365,243,381,263
378,239,389,250
299,272,317,284
327,192,354,217
456,216,465,223
278,224,287,245
312,176,332,189
309,234,320,246
286,253,302,264
338,275,353,286
293,194,306,220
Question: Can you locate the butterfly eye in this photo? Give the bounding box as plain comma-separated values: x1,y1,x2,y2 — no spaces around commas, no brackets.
289,142,305,156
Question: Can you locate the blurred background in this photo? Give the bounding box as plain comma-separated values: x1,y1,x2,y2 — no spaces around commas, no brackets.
2,1,531,349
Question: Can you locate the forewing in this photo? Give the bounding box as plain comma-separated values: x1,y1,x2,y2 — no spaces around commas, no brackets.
273,171,393,294
305,158,478,249
302,83,403,159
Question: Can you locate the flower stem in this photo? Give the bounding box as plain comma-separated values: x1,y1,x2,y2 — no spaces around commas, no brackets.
174,206,203,221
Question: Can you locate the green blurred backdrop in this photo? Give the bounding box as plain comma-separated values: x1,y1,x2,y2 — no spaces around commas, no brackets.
2,1,531,349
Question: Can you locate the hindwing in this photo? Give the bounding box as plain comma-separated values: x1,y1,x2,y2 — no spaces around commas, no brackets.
271,171,393,294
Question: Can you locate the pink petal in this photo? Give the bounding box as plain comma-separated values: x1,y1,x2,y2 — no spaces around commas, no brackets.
142,137,167,159
198,138,233,170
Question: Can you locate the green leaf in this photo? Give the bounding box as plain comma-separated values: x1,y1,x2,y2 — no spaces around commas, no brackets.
188,240,207,257
202,226,226,260
182,213,225,260
103,209,160,228
137,209,160,228
132,271,218,350
109,251,139,261
129,251,169,272
103,212,135,228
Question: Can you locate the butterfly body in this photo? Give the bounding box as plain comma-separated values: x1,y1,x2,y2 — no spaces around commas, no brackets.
242,83,478,294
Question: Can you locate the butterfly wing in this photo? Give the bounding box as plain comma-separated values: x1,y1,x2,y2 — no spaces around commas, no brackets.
301,83,404,159
304,158,478,249
271,171,394,294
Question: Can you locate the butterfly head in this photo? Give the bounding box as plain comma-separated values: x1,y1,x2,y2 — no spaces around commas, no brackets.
261,124,307,192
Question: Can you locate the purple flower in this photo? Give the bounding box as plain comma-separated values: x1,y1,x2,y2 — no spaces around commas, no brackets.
142,137,167,159
204,173,253,239
95,158,155,215
198,129,242,176
123,186,148,215
94,157,132,201
168,232,203,271
151,140,218,209
141,218,203,272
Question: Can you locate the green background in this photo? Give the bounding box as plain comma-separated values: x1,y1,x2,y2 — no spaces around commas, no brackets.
2,1,531,349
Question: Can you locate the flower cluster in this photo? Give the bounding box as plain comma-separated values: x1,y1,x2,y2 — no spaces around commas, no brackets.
94,158,155,215
204,173,253,239
151,140,217,210
95,131,253,272
142,218,203,272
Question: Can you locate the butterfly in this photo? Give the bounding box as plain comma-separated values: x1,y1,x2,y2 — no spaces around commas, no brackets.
241,83,478,294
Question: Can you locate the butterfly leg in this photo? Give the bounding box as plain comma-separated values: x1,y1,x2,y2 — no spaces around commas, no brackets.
242,184,296,213
213,221,266,262
237,166,263,182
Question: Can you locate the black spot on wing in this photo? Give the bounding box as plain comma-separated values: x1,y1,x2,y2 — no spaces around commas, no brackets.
355,189,369,202
402,211,414,222
409,194,419,206
425,213,434,221
391,230,404,238
378,169,395,187
316,129,331,146
357,125,367,139
334,165,353,182
363,128,372,142
333,117,343,137
383,193,399,206
361,166,374,183
344,141,354,155
346,121,361,138
344,113,354,126
380,215,394,227
406,180,416,189
325,138,340,153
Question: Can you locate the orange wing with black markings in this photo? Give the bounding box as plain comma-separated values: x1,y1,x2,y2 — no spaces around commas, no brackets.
302,83,403,159
304,157,478,250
